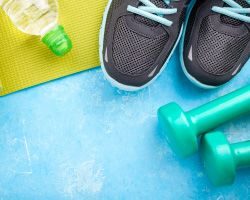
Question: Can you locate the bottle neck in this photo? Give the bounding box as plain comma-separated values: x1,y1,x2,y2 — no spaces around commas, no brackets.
40,22,58,37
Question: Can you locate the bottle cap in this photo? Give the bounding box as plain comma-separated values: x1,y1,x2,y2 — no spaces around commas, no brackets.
42,25,72,57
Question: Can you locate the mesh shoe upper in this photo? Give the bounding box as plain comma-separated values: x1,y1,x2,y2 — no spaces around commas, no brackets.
183,0,250,86
101,0,190,88
197,16,249,75
113,17,169,76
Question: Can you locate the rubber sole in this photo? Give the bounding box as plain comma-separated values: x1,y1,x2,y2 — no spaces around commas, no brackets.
99,0,184,91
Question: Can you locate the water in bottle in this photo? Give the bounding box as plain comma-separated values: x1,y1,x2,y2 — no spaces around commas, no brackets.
0,0,72,56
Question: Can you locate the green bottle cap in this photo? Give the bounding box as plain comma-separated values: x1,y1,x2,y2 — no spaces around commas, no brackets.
42,25,72,57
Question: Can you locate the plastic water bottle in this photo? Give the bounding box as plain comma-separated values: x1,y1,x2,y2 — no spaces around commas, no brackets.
0,0,72,56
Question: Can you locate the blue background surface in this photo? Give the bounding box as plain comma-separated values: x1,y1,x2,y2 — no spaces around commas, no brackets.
0,50,250,199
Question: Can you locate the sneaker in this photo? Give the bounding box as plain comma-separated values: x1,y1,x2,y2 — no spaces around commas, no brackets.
99,0,190,91
180,0,250,89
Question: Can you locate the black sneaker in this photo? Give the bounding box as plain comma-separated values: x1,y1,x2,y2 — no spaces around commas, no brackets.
99,0,190,91
180,0,250,89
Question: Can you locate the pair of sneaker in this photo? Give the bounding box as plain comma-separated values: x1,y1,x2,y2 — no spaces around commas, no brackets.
99,0,250,91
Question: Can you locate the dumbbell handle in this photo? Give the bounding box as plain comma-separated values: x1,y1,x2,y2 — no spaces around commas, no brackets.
231,141,250,168
188,85,250,136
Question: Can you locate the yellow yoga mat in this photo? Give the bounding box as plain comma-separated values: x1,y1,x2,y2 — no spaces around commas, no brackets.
0,0,108,96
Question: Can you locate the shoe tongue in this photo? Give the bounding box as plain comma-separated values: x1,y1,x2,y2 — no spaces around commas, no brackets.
221,0,250,26
135,0,168,27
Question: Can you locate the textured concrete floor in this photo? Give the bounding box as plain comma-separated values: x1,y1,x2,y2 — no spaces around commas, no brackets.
0,51,249,199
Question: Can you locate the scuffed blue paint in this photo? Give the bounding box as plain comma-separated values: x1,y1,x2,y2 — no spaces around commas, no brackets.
0,50,249,199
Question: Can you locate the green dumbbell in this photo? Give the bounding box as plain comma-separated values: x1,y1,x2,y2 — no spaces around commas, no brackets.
158,85,250,157
201,131,250,186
